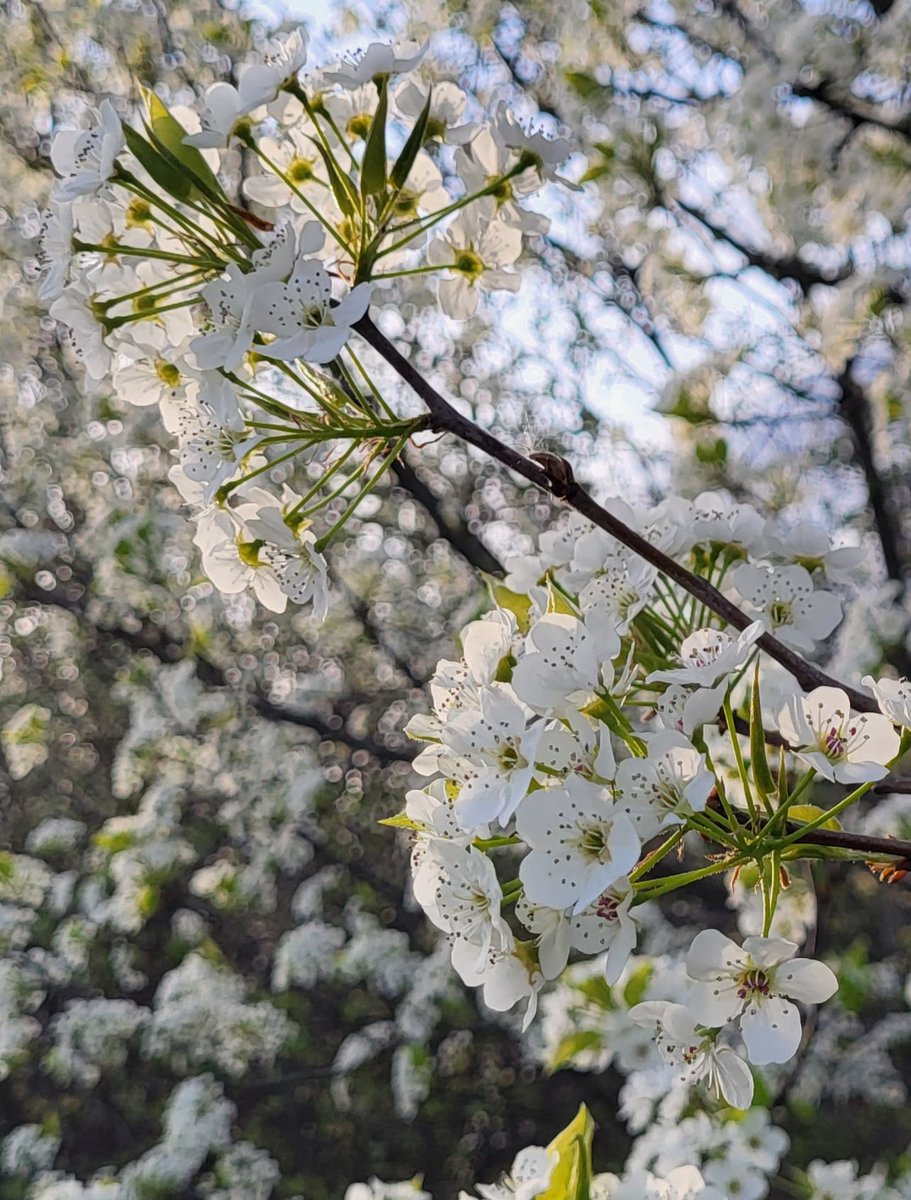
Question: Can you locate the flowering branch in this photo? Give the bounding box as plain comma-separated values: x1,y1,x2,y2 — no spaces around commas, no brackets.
353,314,879,714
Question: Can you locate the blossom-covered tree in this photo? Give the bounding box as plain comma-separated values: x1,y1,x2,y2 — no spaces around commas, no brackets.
5,1,911,1199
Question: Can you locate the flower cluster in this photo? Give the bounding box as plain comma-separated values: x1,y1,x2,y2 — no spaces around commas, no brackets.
400,492,910,1103
39,28,573,618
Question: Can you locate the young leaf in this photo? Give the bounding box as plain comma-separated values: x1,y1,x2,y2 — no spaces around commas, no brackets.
390,85,432,191
122,123,193,201
485,576,532,634
750,665,776,799
141,87,224,199
540,1104,595,1200
310,139,359,219
360,78,389,198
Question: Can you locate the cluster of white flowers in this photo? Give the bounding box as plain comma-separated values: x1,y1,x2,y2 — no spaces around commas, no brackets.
39,27,574,620
401,490,911,1104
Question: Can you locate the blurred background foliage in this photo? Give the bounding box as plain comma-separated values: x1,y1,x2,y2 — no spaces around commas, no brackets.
2,0,911,1197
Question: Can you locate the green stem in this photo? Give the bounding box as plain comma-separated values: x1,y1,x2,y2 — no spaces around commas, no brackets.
316,432,411,551
628,828,685,882
633,857,741,902
73,240,222,269
286,441,361,520
774,779,877,849
344,345,398,421
247,141,353,255
216,442,307,498
724,695,758,827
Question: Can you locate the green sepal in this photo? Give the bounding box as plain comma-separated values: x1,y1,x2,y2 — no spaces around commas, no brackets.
360,78,389,198
749,665,776,799
390,84,432,190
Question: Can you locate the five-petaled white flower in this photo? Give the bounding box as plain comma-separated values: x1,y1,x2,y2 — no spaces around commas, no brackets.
516,775,640,914
686,930,838,1064
192,224,299,372
427,207,522,320
184,82,246,149
731,564,842,654
238,27,309,110
861,674,911,730
254,234,373,363
511,613,621,717
324,41,426,89
614,731,714,840
629,1000,754,1109
517,877,637,983
412,684,543,831
777,686,899,784
50,100,123,199
472,1145,556,1200
647,623,763,690
421,842,511,962
175,376,258,497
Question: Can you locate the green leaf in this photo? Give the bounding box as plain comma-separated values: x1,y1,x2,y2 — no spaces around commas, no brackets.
547,1031,603,1073
777,746,789,809
377,812,421,830
789,804,842,832
390,84,432,190
540,1104,595,1200
122,123,194,201
485,575,533,634
579,162,611,185
310,139,359,219
142,87,224,199
360,78,389,197
574,975,615,1010
622,962,653,1009
749,665,776,799
564,71,601,99
546,578,576,616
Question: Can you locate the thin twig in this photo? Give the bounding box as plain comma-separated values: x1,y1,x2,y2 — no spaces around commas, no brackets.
354,315,880,714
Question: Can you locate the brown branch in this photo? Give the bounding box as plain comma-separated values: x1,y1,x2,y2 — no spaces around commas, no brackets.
836,358,908,583
792,79,911,143
354,314,880,714
392,454,505,578
9,574,414,764
674,198,850,291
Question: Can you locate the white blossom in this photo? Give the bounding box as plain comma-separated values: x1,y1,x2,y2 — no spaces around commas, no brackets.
517,775,640,913
325,42,426,89
614,732,714,839
238,27,309,110
647,623,763,689
777,686,900,783
50,100,123,199
686,930,838,1064
861,674,911,730
629,1000,754,1109
427,207,522,319
730,564,842,653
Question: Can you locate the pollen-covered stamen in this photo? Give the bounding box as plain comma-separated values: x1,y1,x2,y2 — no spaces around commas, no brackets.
736,967,771,1001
